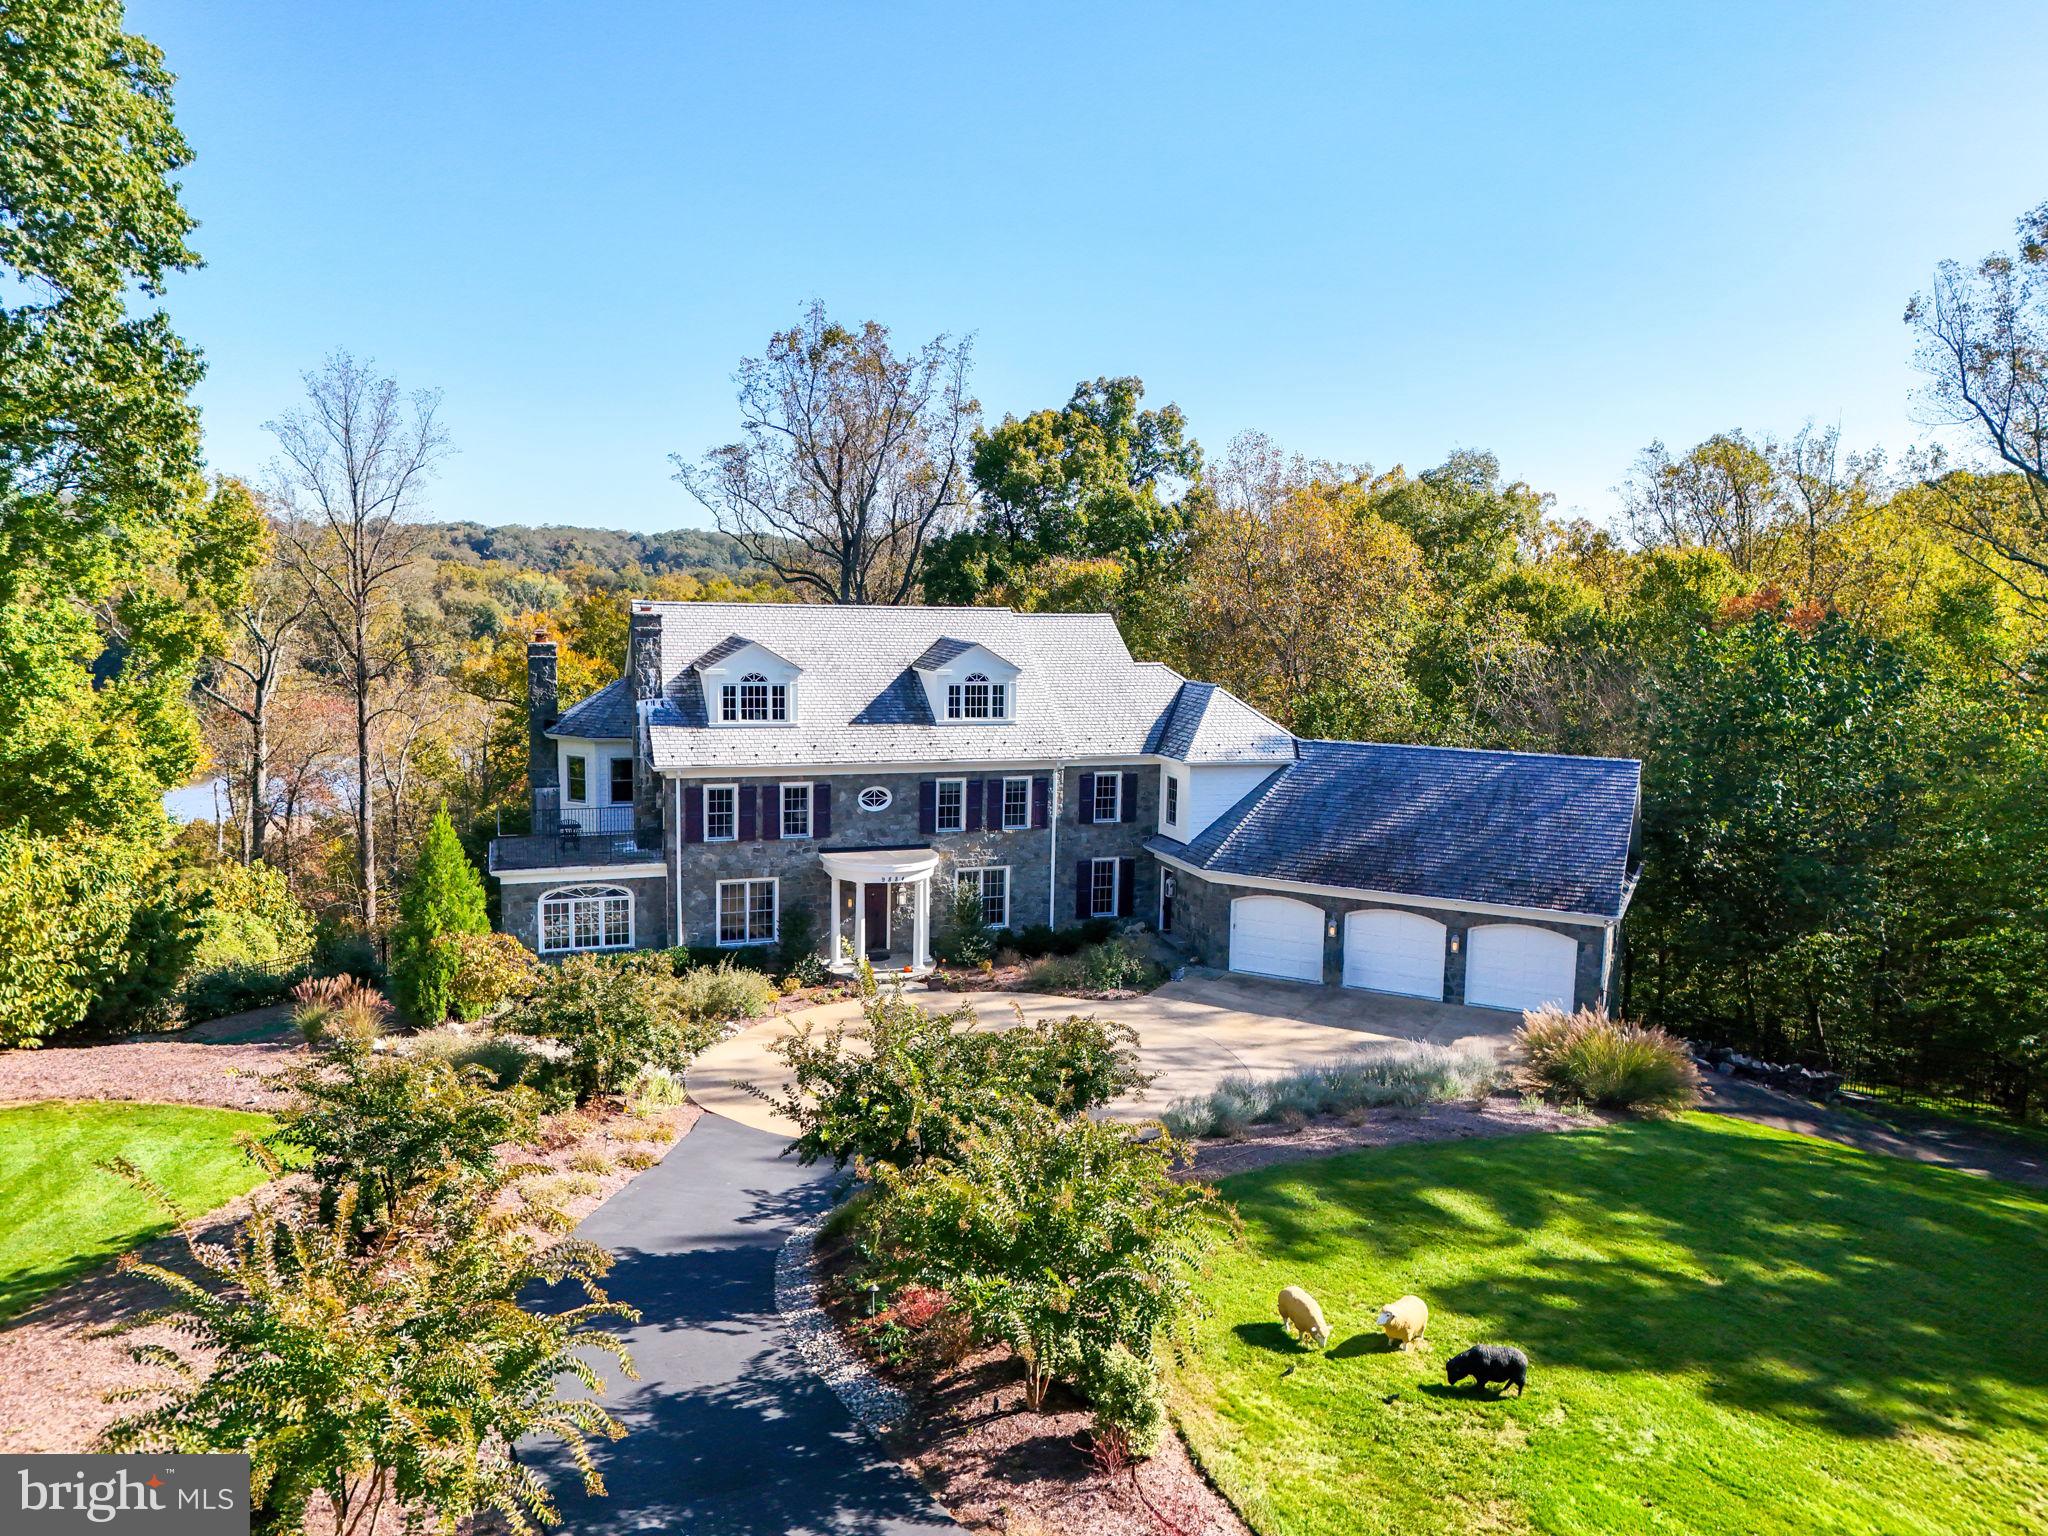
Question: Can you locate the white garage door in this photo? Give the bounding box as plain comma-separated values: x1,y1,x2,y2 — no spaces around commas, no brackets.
1229,895,1325,983
1464,924,1578,1013
1342,909,1447,999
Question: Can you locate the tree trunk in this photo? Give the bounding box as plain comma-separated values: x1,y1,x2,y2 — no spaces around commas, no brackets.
248,699,269,863
356,646,377,935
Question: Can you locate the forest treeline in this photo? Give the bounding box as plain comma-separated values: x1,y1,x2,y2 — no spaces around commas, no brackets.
4,6,2044,1117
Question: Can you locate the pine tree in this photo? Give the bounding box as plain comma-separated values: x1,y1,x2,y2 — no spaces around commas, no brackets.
390,803,489,1023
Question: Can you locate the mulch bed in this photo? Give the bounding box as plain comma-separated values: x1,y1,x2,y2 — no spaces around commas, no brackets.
0,1039,306,1112
1181,1095,1598,1179
0,1098,700,1456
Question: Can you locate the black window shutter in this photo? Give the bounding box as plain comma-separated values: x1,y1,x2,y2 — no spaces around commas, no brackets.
1032,775,1050,829
1077,772,1096,824
815,784,832,838
1121,772,1138,823
918,779,937,835
1117,857,1135,917
986,778,1004,830
966,778,984,831
683,784,703,844
738,785,757,842
1074,859,1091,920
762,783,781,841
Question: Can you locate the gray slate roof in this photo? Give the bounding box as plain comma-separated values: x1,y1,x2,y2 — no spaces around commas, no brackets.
910,636,990,670
637,603,1249,771
1151,739,1641,919
550,677,633,739
1146,682,1296,764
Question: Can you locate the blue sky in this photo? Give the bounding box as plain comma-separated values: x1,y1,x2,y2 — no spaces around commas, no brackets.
130,0,2048,533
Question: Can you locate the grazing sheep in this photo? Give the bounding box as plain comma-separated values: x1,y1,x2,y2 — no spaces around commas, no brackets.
1276,1285,1330,1348
1375,1294,1429,1349
1446,1344,1528,1396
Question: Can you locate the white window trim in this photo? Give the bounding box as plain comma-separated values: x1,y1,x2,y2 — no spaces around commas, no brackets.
717,676,794,726
608,755,636,807
538,884,634,954
957,864,1011,929
715,877,779,946
565,753,590,805
703,783,739,843
935,777,967,834
1092,773,1121,825
1001,775,1032,831
1089,857,1120,918
1164,773,1180,828
781,781,814,840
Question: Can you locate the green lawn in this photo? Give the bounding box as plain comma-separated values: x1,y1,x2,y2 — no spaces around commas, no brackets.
1172,1115,2048,1536
0,1101,276,1323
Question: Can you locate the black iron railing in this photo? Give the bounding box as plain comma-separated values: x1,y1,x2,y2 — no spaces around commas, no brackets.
490,787,660,871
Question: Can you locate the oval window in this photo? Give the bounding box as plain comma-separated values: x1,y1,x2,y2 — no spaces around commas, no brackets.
857,786,892,812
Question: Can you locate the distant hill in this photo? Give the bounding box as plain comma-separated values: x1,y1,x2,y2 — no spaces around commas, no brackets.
421,522,772,583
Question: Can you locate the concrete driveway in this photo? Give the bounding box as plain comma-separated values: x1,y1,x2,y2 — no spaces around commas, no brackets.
687,969,1517,1135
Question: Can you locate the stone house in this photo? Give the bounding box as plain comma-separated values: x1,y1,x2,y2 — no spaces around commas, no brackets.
490,601,1640,1013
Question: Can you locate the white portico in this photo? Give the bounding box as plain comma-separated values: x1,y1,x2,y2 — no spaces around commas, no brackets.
820,847,939,977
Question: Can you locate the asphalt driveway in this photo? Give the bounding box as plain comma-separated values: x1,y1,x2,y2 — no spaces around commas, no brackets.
528,1110,959,1534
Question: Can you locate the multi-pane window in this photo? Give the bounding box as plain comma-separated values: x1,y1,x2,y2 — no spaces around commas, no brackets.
1092,773,1121,824
704,784,738,841
782,782,812,838
1002,776,1031,830
1090,858,1119,918
957,866,1010,928
946,673,1008,720
717,879,778,945
720,674,788,722
565,754,588,803
935,778,965,833
1164,774,1180,827
609,756,634,805
540,885,631,953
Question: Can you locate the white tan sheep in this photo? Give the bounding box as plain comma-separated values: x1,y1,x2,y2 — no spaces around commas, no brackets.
1276,1285,1330,1348
1376,1294,1429,1349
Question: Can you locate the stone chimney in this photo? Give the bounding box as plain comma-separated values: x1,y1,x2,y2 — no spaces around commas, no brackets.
527,632,558,803
627,605,664,827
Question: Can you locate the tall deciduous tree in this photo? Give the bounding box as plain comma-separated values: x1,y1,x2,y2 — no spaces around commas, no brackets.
675,302,978,604
270,352,448,934
1182,459,1429,736
0,0,232,840
924,376,1202,603
194,479,309,863
1907,199,2048,602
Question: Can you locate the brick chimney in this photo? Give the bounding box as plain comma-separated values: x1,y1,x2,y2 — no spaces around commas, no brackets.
527,632,558,804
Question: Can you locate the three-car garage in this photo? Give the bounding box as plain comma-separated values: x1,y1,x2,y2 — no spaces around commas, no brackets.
1224,892,1585,1012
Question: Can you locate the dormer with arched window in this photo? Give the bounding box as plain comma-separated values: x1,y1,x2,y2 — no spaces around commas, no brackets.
911,638,1019,725
692,636,800,728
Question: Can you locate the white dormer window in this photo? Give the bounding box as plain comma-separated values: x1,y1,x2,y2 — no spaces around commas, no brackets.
721,672,788,723
946,672,1008,721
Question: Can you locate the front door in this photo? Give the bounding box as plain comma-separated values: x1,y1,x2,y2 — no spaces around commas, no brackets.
864,882,891,957
1160,870,1176,935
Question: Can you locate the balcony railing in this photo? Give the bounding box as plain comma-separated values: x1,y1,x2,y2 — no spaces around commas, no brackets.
490,787,662,872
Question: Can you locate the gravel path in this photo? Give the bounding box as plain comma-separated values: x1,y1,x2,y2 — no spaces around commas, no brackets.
0,1041,303,1112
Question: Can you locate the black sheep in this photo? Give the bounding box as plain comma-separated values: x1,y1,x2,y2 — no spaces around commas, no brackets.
1446,1344,1528,1396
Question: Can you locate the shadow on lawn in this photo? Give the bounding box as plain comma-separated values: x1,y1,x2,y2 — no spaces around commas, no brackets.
1219,1116,2048,1442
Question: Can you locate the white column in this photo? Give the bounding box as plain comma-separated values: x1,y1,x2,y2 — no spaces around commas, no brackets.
852,879,866,964
829,874,841,964
913,874,931,969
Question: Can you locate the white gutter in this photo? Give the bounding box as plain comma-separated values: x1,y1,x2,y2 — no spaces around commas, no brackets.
1146,844,1623,928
